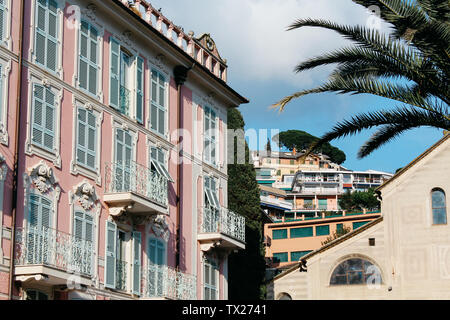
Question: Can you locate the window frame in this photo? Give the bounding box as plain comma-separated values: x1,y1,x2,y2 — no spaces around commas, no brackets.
431,188,447,225
329,257,382,286
70,98,103,185
203,105,218,166
76,18,103,100
25,75,63,168
32,0,63,77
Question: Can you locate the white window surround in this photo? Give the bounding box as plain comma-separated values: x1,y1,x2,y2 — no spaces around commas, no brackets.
72,13,105,102
24,72,63,168
22,161,61,231
0,53,11,146
68,180,100,283
202,254,219,300
0,0,12,50
70,97,103,185
29,0,64,79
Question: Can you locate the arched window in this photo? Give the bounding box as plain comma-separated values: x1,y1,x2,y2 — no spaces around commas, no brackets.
277,293,292,300
432,188,447,225
330,258,382,285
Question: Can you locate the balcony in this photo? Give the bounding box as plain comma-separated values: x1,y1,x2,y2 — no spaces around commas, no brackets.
198,206,246,252
143,264,197,300
14,226,94,286
104,161,169,216
260,195,293,210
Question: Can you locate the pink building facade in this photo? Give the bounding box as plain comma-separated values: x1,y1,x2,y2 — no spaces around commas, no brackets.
0,0,247,300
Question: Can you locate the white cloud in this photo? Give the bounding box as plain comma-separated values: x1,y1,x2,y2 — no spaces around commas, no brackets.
149,0,388,86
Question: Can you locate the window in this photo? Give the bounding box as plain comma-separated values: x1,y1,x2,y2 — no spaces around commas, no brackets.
204,258,218,300
353,221,369,230
336,223,343,233
27,193,53,265
78,21,99,96
73,211,94,275
110,37,142,120
290,227,313,238
432,188,447,225
148,238,166,297
150,147,173,182
203,106,217,165
104,221,141,292
76,108,97,171
318,199,328,210
290,251,313,262
273,252,288,263
290,160,294,165
29,193,52,229
330,258,382,285
26,290,49,300
272,229,287,240
114,128,133,192
34,0,59,73
204,176,220,209
31,84,56,153
316,225,330,236
150,69,167,136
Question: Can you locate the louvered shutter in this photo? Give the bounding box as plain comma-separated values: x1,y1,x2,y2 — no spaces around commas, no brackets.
43,88,55,150
32,85,44,146
109,37,120,109
35,1,47,67
74,212,84,239
132,231,142,295
0,0,4,44
136,57,144,124
79,21,98,95
0,65,3,123
77,108,97,170
46,0,58,72
105,220,117,289
79,22,89,91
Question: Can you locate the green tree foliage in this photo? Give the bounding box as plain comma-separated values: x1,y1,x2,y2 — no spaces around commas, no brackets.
273,0,449,158
322,225,352,246
227,108,266,300
274,130,346,164
339,188,381,212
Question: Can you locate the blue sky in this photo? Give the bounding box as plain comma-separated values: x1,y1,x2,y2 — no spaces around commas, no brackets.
149,0,444,173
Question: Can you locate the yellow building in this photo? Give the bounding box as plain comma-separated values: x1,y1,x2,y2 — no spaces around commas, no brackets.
267,133,450,300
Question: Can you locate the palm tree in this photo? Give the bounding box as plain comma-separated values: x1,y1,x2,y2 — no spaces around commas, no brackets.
273,0,449,158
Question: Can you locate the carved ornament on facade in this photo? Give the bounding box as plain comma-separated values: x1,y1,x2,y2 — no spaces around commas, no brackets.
29,161,58,194
74,180,98,210
150,214,169,241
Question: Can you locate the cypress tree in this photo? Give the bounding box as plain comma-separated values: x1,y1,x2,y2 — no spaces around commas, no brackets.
227,108,266,300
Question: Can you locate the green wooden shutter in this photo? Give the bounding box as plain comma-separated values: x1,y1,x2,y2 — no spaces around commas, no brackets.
79,21,98,95
109,37,120,109
0,0,4,43
132,231,142,295
105,221,117,289
136,57,144,124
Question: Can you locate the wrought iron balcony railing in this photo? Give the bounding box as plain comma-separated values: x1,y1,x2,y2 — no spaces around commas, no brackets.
14,226,94,277
199,206,246,243
105,161,168,208
144,264,197,300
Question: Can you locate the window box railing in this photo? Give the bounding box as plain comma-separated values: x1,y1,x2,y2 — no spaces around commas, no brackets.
144,264,197,300
199,206,246,243
14,226,94,277
105,161,168,207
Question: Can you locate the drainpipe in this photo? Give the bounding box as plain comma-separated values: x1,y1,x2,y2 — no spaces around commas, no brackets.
9,0,25,300
173,64,193,269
